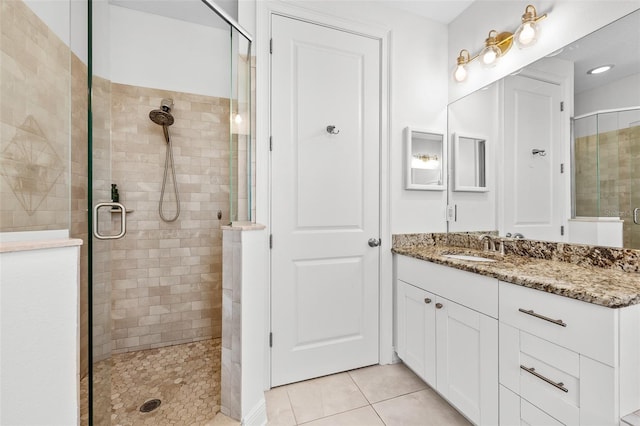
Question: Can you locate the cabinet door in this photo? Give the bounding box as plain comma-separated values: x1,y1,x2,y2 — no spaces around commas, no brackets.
436,297,498,425
396,280,436,385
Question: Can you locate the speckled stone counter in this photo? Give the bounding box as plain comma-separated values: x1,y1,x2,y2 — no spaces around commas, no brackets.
392,233,640,309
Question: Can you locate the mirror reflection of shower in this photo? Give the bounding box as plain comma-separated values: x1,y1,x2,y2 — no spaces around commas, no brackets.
149,98,181,222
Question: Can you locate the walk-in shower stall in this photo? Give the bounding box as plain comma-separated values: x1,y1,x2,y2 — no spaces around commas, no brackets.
89,1,254,423
0,0,254,423
573,107,640,249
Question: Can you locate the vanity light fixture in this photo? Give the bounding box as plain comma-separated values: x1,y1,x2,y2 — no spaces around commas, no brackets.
587,64,614,75
453,4,547,82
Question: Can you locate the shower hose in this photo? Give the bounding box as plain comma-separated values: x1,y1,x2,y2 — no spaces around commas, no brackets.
159,125,180,222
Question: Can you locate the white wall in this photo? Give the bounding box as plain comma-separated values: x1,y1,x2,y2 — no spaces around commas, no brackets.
448,1,640,103
109,5,231,97
576,73,640,116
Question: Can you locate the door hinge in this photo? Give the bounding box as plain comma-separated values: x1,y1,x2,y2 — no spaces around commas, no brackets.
560,225,565,236
270,38,273,54
560,163,565,173
269,234,273,249
269,332,273,347
269,136,273,151
560,101,564,112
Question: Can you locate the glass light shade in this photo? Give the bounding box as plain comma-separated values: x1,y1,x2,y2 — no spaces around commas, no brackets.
515,21,539,47
453,64,467,82
481,45,501,66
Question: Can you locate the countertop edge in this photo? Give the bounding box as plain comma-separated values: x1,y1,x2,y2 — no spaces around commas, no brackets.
0,238,84,253
392,248,639,309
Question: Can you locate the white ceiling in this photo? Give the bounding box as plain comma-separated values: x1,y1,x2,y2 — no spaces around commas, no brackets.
375,0,475,24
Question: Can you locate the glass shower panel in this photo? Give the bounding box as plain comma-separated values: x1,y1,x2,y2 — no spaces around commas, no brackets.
89,1,113,423
573,108,640,249
620,109,640,248
229,27,254,223
573,114,600,217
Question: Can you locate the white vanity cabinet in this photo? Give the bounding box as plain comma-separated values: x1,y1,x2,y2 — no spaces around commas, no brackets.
498,281,640,426
395,255,499,425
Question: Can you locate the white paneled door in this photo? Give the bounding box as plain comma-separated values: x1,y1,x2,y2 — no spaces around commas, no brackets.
503,75,564,241
270,15,381,386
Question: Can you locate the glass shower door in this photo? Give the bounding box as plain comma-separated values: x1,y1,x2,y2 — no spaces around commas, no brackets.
626,111,640,249
89,2,113,424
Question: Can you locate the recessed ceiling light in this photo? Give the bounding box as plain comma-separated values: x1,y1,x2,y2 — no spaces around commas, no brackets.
587,65,614,75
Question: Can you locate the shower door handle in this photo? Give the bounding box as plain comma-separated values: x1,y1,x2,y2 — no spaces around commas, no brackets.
93,202,127,240
634,208,639,225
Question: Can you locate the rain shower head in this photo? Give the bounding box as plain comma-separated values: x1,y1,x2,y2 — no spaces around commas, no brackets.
149,98,175,126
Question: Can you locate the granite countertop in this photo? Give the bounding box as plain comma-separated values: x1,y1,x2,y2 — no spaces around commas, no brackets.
392,243,640,309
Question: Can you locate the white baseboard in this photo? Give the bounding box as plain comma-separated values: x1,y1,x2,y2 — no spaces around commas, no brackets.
242,398,267,426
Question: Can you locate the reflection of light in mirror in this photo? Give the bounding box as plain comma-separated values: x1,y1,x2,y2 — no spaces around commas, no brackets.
234,113,243,124
412,154,440,170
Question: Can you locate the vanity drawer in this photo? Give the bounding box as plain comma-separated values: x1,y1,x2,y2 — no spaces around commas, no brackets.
397,255,498,318
500,323,579,424
521,397,565,426
499,281,616,366
519,332,579,425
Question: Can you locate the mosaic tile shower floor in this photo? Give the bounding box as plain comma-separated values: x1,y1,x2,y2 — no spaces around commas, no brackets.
81,338,228,425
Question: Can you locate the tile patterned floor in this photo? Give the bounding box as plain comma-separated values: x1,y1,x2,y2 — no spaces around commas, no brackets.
265,363,471,426
81,338,235,426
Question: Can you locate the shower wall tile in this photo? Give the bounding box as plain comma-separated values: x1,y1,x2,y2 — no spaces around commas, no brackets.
110,83,228,353
0,0,70,232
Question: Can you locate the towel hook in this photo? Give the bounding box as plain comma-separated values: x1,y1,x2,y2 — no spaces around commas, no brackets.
326,125,340,135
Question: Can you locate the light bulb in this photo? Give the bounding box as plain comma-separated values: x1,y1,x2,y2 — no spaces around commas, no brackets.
515,22,538,47
234,113,243,124
453,64,467,82
481,46,499,66
515,5,543,48
519,23,535,44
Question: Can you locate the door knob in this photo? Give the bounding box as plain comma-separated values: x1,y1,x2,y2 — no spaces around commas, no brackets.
435,303,443,309
424,298,432,304
368,238,381,247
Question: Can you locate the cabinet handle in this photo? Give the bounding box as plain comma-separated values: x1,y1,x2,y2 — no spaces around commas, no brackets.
518,308,567,327
424,298,432,304
435,303,443,309
520,365,568,393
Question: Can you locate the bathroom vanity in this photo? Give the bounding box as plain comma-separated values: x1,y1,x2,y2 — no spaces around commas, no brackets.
393,233,640,426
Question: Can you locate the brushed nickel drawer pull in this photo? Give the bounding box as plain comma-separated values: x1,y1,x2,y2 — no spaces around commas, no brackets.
520,365,569,393
518,308,567,327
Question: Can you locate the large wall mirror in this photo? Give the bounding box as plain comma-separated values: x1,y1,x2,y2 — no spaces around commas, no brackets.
447,8,640,249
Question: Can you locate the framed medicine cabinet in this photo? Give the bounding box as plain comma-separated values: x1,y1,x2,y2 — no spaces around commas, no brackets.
405,127,445,191
453,133,488,192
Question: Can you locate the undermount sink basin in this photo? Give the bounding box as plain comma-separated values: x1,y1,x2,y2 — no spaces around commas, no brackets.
442,254,496,262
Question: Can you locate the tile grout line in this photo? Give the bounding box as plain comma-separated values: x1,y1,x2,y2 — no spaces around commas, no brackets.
346,369,388,425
